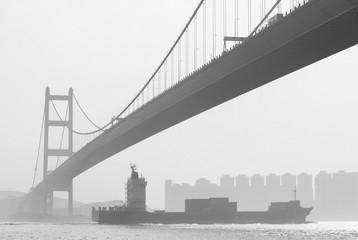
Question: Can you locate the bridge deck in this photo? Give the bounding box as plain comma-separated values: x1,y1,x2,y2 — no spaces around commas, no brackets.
30,0,358,196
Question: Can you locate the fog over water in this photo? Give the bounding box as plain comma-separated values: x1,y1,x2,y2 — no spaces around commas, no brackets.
0,0,357,211
1,222,358,240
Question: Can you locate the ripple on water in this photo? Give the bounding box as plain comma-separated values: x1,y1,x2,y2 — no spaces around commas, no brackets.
0,222,357,240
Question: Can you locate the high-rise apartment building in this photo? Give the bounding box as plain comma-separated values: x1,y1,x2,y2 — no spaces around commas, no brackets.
266,174,282,203
297,173,314,207
281,173,296,201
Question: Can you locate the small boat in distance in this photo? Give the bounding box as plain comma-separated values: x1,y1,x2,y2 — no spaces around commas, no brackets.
92,165,313,224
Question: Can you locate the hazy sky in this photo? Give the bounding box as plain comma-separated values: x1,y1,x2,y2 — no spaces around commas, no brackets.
0,0,357,209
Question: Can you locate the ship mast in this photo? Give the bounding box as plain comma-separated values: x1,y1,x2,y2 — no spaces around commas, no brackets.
293,186,298,201
130,163,137,172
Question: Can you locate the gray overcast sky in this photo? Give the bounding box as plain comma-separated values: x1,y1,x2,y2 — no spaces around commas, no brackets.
0,0,358,209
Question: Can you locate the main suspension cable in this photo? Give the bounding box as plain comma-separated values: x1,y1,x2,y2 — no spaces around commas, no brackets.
49,6,211,137
113,0,205,122
73,93,103,131
50,100,112,135
31,106,45,191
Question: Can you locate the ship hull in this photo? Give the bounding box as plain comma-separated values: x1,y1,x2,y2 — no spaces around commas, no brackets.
92,207,313,225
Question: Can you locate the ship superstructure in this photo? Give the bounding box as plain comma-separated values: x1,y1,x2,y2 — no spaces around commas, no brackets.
126,164,147,212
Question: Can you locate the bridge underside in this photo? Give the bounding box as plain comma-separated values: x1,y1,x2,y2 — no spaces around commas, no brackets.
27,0,358,206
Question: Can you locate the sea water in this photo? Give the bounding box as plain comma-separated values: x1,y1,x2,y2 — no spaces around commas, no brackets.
1,221,358,240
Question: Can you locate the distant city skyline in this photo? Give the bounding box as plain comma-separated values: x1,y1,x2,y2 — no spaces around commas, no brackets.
166,170,358,220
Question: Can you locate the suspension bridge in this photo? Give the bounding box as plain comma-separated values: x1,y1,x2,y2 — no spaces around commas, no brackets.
21,0,358,215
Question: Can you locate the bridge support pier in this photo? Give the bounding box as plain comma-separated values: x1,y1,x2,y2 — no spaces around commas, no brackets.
49,191,54,215
41,185,47,216
41,188,54,216
42,87,74,216
68,180,73,216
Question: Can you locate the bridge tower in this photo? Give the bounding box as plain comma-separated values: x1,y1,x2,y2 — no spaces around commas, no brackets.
43,87,74,216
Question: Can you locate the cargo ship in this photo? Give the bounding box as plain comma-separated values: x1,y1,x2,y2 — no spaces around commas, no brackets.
92,165,313,224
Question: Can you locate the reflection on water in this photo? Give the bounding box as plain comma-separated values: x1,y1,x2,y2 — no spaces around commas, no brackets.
1,222,358,240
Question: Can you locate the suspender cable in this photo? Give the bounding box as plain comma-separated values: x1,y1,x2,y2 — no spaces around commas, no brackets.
147,85,149,102
186,29,189,76
194,15,198,70
277,1,282,14
178,40,181,81
223,0,227,37
235,0,238,40
142,89,144,105
203,0,206,63
153,78,156,98
261,0,266,20
31,107,45,190
212,0,216,57
171,52,174,85
264,0,266,18
165,61,168,90
248,0,252,35
158,70,161,93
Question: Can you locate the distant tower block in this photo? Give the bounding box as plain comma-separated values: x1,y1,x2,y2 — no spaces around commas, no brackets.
126,164,147,211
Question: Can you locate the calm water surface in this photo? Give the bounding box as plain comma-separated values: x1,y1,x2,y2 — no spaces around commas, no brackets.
1,222,358,240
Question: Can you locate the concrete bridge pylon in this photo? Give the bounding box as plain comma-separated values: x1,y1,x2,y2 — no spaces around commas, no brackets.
42,87,74,216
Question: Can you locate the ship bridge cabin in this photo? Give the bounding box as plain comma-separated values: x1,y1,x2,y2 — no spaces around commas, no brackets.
126,164,147,211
